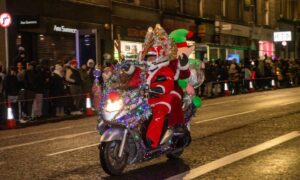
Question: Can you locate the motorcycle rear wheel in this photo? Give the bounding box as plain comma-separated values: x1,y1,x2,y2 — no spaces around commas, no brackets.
100,141,128,176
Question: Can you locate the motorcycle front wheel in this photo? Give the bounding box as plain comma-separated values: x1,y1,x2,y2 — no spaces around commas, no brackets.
100,141,128,176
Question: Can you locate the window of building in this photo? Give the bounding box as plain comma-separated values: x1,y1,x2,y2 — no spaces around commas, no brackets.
265,0,269,25
222,0,226,17
199,0,204,17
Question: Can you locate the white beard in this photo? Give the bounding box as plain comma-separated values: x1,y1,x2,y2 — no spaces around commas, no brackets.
147,61,158,71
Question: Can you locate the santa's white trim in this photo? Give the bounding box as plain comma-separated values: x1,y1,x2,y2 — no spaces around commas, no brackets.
171,90,182,99
151,102,171,113
125,64,135,75
179,62,189,70
174,68,180,80
147,61,165,86
156,60,170,69
156,85,165,94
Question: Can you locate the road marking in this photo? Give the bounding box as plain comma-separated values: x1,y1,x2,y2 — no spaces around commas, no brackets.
281,101,298,106
195,110,256,124
167,131,300,180
47,143,99,156
0,127,72,140
0,131,96,151
202,100,238,107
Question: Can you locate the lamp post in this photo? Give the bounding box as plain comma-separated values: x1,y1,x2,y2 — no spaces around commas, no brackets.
0,12,12,70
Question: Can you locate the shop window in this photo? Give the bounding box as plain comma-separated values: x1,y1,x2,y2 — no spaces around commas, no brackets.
37,34,75,65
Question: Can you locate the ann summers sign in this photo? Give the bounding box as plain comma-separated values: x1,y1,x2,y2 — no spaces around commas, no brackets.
53,25,77,33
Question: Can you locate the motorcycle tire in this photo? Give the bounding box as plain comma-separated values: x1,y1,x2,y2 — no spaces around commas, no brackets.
166,149,184,159
100,141,128,176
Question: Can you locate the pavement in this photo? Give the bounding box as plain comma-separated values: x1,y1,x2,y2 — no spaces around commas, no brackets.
0,87,300,179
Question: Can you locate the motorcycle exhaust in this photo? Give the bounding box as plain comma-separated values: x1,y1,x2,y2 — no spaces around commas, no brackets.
160,128,174,145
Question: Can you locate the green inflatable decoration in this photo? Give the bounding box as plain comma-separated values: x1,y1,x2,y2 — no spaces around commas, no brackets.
178,79,188,89
188,58,200,66
192,96,202,108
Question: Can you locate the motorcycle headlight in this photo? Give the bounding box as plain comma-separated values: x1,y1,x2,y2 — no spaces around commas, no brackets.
105,99,124,112
104,91,124,112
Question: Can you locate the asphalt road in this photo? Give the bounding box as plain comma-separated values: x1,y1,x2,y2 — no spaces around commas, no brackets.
0,87,300,180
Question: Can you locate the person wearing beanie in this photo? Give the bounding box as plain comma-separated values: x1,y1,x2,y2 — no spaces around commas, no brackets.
167,29,195,126
49,64,65,116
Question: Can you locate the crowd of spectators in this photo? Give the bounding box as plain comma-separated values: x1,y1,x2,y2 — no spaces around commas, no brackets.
199,57,300,98
0,47,102,124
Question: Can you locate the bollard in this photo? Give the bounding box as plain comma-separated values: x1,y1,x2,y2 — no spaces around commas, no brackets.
224,81,230,96
6,101,16,129
249,81,255,92
86,93,94,116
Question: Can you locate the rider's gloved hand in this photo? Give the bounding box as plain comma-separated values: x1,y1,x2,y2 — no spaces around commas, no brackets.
179,53,189,67
121,62,131,72
149,86,164,98
155,75,166,82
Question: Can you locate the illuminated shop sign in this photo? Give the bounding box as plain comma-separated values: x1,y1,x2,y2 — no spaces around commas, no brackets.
53,25,77,33
274,31,291,42
20,20,38,25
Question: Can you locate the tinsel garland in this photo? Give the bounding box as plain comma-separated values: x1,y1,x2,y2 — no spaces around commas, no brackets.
98,61,152,129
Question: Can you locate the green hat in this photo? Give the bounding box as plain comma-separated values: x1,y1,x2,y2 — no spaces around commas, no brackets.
169,29,193,48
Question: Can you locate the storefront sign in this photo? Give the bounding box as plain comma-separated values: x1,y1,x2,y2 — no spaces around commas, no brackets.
274,31,292,42
20,20,38,25
53,25,77,33
0,13,12,28
220,22,250,38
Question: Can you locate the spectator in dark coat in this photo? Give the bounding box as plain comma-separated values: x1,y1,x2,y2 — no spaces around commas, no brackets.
3,67,20,120
49,64,65,116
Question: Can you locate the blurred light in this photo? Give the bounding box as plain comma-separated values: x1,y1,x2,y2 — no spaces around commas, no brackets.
17,35,22,39
282,41,287,46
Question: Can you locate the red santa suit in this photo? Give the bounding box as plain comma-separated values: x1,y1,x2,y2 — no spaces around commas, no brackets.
126,62,174,148
168,59,190,126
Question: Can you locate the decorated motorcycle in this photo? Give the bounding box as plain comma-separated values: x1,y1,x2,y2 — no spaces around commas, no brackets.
97,25,202,176
96,60,201,175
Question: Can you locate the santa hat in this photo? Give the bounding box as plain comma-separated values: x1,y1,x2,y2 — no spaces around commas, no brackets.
146,46,164,57
146,47,158,56
169,29,193,48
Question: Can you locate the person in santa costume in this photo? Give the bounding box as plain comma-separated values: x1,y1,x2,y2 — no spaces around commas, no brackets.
167,29,195,126
124,25,175,148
